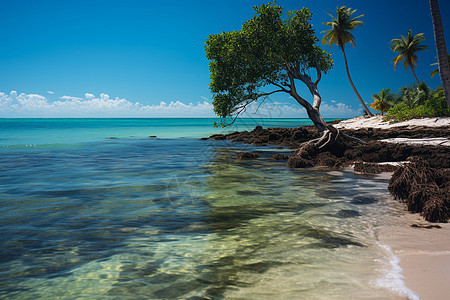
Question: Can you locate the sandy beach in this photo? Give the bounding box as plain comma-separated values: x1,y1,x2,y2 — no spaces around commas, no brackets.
334,115,450,130
338,116,450,300
379,211,450,300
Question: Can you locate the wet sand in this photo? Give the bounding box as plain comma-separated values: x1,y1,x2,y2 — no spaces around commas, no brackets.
380,213,450,300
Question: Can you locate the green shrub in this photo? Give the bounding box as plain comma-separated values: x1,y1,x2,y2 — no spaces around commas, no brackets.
384,85,449,123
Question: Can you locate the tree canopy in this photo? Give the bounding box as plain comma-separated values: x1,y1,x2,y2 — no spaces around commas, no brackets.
205,3,333,128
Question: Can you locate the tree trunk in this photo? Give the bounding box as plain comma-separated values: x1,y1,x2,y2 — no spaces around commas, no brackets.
289,90,327,133
306,107,327,133
341,47,374,116
429,0,450,107
410,66,420,85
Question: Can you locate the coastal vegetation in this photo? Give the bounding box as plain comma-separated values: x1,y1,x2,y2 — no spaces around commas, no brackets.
205,3,367,153
370,17,450,122
322,6,374,116
369,88,394,115
381,83,450,122
390,30,429,85
205,3,333,132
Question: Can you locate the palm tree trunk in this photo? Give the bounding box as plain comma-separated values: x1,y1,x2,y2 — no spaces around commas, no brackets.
429,0,450,107
410,66,420,85
341,47,374,116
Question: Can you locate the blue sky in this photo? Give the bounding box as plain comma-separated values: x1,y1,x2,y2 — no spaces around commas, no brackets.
1,0,449,118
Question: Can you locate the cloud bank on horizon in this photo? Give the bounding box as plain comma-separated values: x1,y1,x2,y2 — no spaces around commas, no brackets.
0,91,361,118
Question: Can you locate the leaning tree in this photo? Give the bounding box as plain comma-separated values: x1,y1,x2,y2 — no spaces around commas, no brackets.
205,3,361,148
429,0,450,106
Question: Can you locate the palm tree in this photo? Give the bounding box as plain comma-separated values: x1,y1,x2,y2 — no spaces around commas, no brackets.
390,30,429,85
429,0,450,106
394,82,431,108
370,88,394,115
322,6,373,116
431,54,450,78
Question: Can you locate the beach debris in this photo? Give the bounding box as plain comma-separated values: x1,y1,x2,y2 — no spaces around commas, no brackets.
410,223,442,229
388,158,449,222
353,162,399,174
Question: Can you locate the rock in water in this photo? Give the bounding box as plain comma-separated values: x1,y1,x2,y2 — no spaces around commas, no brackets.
351,195,378,205
236,152,260,160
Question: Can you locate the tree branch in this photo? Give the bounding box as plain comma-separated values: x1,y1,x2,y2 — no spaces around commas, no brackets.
314,62,322,85
265,78,290,93
258,89,285,97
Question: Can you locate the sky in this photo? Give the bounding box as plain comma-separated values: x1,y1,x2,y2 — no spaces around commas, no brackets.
1,0,449,118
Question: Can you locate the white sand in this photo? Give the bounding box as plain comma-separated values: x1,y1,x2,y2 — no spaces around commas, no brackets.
334,115,450,130
379,137,450,147
335,116,450,146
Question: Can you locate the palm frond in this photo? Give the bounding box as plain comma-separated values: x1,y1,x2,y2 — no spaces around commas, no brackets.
322,6,363,49
390,29,427,73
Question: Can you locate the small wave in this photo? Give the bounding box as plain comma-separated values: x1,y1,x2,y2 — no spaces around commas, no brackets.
373,242,419,300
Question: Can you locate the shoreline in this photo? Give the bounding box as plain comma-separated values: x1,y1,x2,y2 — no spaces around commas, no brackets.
378,209,450,300
207,115,450,299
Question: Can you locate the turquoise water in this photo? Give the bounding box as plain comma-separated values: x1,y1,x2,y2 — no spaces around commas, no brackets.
0,119,416,299
0,118,323,149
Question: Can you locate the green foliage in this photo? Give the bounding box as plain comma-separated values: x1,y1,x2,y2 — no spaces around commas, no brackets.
370,88,394,115
390,30,428,71
321,6,364,49
205,3,333,126
384,85,450,122
394,82,431,108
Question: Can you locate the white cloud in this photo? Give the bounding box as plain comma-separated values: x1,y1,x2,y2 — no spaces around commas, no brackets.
47,91,55,94
85,93,95,99
244,99,361,119
0,91,216,118
0,91,361,118
60,95,83,101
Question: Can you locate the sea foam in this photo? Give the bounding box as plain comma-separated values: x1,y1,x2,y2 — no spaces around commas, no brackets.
374,242,419,300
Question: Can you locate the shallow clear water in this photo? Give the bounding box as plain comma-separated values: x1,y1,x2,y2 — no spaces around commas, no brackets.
0,119,415,299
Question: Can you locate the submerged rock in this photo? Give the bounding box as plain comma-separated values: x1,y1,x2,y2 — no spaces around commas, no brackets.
351,195,378,205
236,152,260,160
271,153,289,160
334,209,361,218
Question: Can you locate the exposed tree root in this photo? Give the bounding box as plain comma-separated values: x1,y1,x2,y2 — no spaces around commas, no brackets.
288,125,367,168
301,125,366,150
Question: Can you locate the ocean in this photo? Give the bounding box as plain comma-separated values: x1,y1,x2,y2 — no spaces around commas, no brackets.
0,118,418,299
